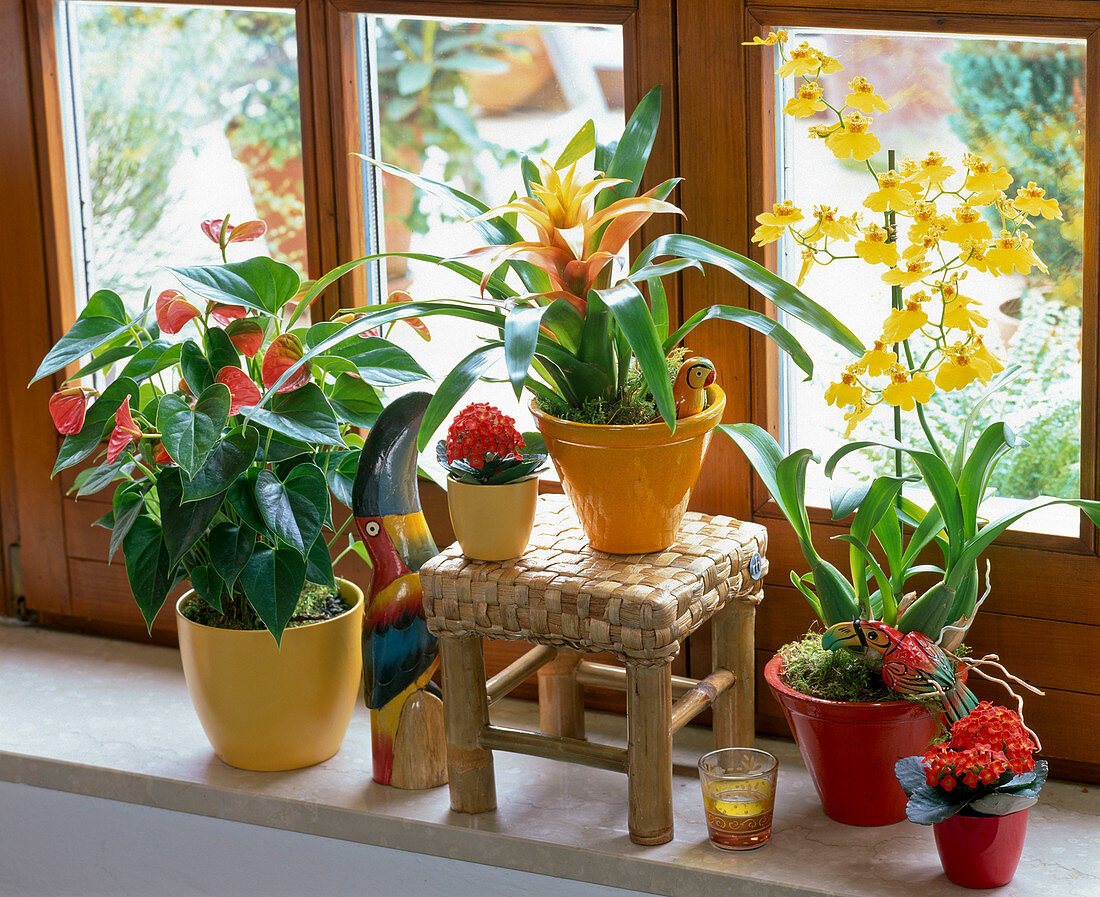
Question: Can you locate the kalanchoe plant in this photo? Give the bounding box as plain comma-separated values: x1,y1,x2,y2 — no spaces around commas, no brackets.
722,33,1100,656
436,402,547,486
32,215,431,644
896,702,1047,824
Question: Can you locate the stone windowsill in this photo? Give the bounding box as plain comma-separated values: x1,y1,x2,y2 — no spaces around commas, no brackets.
0,621,1097,897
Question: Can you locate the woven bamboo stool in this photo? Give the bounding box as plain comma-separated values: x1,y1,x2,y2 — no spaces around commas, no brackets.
420,494,768,845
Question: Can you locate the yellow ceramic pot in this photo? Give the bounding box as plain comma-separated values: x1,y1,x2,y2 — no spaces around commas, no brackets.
446,474,539,561
176,579,364,771
531,385,726,554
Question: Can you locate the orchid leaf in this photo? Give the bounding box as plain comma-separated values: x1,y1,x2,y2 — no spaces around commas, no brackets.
958,422,1019,540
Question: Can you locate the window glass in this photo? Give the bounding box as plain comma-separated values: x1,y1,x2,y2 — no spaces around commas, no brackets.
357,16,625,432
773,30,1086,533
59,2,307,321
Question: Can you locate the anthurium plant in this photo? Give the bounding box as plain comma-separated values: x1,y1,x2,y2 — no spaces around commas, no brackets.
436,402,547,486
263,86,864,448
33,216,430,643
895,702,1047,824
722,33,1100,652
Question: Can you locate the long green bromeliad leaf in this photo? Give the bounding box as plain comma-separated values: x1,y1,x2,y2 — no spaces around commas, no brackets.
504,304,550,399
595,86,661,211
636,234,864,356
664,304,814,378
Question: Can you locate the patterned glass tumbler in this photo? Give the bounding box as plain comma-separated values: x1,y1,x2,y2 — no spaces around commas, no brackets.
698,748,779,850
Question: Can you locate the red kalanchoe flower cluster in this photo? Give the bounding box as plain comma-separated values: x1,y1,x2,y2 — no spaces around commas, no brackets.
922,702,1036,791
445,403,525,469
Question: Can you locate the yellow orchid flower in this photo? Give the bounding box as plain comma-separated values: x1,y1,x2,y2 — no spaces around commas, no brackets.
844,76,889,114
825,112,881,162
752,200,804,245
807,122,843,140
963,153,1013,204
903,232,940,262
817,53,844,74
824,368,866,408
863,170,918,213
907,202,948,240
860,340,896,376
1013,182,1062,220
959,239,993,274
935,347,993,391
880,294,929,342
743,30,787,46
941,204,993,246
776,42,824,78
854,223,899,266
882,260,932,288
882,366,935,410
971,335,1005,376
803,206,860,243
942,293,989,332
844,399,874,437
983,231,1037,276
908,151,957,190
796,249,816,287
1017,231,1048,274
784,82,827,118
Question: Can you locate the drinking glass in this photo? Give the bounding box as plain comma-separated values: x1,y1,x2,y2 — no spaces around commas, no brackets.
697,747,778,850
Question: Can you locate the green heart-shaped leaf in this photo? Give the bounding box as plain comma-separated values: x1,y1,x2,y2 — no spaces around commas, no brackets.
208,522,254,588
182,427,259,502
157,384,231,478
328,374,382,428
240,545,306,645
158,467,225,566
190,564,224,613
122,515,176,631
109,481,147,563
246,383,344,446
254,464,328,555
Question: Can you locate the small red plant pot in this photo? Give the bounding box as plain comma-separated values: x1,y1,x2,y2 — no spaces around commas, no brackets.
933,808,1029,889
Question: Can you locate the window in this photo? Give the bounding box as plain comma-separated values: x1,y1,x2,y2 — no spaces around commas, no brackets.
356,15,625,430
772,29,1086,535
58,2,308,320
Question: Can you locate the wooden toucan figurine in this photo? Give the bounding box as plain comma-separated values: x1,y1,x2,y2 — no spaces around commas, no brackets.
673,356,716,419
352,391,446,789
822,619,979,723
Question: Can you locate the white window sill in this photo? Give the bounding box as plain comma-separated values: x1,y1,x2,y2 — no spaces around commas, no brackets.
0,621,1096,897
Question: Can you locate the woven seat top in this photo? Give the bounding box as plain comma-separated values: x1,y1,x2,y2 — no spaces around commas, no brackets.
421,495,767,665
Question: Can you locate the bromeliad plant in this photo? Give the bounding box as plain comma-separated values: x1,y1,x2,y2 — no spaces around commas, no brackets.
33,215,431,644
273,86,863,448
895,702,1046,824
722,33,1100,654
437,402,547,485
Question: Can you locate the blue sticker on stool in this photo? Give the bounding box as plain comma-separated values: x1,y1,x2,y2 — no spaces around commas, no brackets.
748,552,763,580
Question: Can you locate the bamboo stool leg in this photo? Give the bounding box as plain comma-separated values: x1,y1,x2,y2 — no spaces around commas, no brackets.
713,600,757,749
626,661,673,845
440,635,496,814
538,647,585,739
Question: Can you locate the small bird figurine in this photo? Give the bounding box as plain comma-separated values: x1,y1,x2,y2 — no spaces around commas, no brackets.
352,392,446,789
673,357,716,419
822,619,978,723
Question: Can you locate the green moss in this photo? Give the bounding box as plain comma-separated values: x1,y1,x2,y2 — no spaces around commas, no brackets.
778,632,898,703
536,349,691,426
181,582,348,631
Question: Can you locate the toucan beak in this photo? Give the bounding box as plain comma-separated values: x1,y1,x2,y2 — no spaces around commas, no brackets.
704,370,716,387
820,623,855,652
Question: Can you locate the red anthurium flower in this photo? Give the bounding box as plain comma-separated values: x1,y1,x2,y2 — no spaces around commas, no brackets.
225,318,264,358
107,399,144,464
262,334,311,393
156,289,200,335
208,302,247,326
48,386,97,435
200,217,267,246
153,442,173,465
216,366,262,414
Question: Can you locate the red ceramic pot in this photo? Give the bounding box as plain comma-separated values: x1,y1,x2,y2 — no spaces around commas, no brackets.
933,809,1029,888
764,654,938,826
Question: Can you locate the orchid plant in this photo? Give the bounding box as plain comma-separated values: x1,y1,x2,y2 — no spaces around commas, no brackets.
33,216,430,643
272,87,864,449
722,32,1100,650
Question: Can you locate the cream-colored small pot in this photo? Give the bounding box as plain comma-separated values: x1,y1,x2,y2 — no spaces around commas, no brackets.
176,579,364,771
446,474,539,561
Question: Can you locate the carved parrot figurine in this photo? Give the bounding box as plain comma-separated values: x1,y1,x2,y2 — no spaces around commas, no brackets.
352,391,446,789
822,619,979,723
673,356,716,419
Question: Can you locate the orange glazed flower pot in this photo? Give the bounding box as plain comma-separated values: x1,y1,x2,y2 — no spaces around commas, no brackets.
176,579,363,771
765,654,938,826
531,384,725,554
